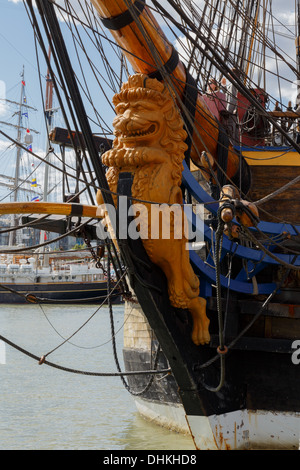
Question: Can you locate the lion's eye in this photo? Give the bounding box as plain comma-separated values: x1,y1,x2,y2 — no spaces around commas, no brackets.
116,104,126,114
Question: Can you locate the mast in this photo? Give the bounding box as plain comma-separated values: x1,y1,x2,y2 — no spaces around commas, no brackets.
244,0,260,85
90,0,248,190
296,0,300,110
9,66,26,246
41,47,54,209
39,47,54,260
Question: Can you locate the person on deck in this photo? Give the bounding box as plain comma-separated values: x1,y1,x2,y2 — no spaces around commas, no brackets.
220,68,240,146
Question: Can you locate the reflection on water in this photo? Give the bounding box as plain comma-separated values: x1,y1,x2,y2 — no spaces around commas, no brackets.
0,304,195,450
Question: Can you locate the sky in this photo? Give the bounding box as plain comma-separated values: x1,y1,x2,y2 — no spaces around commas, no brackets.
0,0,298,204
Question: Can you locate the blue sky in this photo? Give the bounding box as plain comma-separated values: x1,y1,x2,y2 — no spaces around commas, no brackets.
0,1,44,136
0,0,118,203
0,1,47,202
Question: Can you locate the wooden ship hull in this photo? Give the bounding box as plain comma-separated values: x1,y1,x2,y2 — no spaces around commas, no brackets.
6,0,299,450
87,0,300,449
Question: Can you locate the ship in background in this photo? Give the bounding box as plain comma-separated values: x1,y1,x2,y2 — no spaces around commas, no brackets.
0,0,299,449
0,64,120,304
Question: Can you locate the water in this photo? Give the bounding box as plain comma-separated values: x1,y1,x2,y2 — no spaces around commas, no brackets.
0,303,195,450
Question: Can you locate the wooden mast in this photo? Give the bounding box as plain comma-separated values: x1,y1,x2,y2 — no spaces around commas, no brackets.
90,0,244,186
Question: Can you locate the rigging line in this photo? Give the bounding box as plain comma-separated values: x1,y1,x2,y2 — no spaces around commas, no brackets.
156,1,300,155
48,0,177,79
0,130,98,193
195,254,297,372
35,0,112,207
0,331,171,377
227,256,297,345
59,0,116,121
106,258,162,396
270,2,282,106
0,148,48,203
186,0,209,74
120,0,233,164
243,148,295,161
182,0,295,69
242,226,300,269
39,299,131,351
241,219,300,254
184,0,298,97
197,204,228,392
79,0,128,91
35,0,128,293
0,217,95,254
1,242,101,256
227,0,298,71
206,0,229,84
204,23,297,101
254,172,300,206
39,268,127,360
67,1,117,91
0,213,50,235
0,129,223,207
25,0,96,205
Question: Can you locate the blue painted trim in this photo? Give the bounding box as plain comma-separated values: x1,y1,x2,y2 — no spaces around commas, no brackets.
185,205,300,267
190,250,276,294
182,161,300,237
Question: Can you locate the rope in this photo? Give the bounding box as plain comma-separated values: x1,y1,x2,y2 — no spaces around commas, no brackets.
0,331,170,377
0,265,170,378
107,258,166,396
199,208,227,392
242,226,300,270
194,255,297,374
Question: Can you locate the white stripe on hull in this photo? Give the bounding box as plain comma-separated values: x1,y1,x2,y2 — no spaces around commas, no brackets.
134,396,300,450
187,410,300,450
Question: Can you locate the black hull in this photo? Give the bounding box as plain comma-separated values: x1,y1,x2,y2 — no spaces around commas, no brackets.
122,299,300,449
123,333,299,416
0,281,123,304
117,173,300,449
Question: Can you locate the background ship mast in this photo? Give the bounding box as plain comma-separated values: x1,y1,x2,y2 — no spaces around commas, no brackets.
296,0,300,110
5,66,39,246
39,46,54,253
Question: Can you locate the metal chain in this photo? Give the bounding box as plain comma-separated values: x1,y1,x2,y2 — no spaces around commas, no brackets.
80,227,107,274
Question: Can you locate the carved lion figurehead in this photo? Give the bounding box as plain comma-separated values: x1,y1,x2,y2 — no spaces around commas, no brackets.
102,74,188,186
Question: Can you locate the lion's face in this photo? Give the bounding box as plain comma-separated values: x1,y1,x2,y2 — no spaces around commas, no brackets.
113,98,167,148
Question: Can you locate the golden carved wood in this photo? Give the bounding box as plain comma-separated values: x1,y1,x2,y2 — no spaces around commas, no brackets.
97,74,210,345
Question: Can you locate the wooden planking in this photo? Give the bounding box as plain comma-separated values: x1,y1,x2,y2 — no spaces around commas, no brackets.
248,165,300,224
123,300,154,350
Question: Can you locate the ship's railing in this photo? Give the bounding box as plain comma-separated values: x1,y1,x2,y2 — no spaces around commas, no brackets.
182,162,300,296
267,110,300,147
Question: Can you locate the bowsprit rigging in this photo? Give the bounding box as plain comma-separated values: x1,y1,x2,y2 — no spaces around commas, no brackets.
0,0,297,450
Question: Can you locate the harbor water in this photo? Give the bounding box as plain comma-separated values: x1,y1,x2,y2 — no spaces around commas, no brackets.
0,303,195,450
